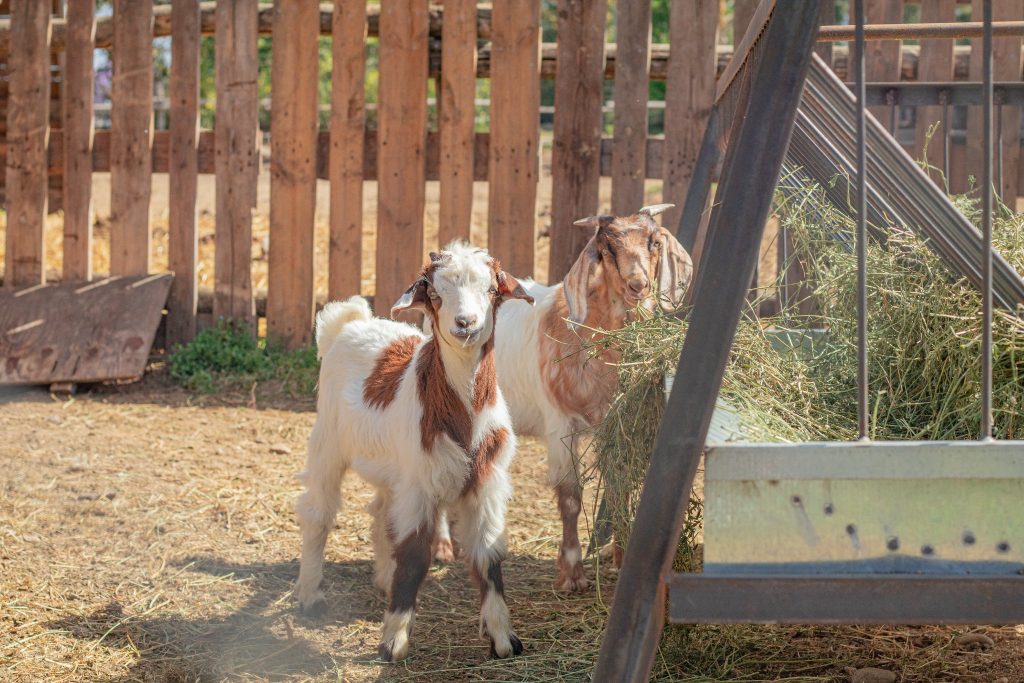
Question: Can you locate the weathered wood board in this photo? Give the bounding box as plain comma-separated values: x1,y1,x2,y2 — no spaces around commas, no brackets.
703,442,1024,575
0,274,173,385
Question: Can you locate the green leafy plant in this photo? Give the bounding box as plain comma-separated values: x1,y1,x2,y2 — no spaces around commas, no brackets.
168,321,319,395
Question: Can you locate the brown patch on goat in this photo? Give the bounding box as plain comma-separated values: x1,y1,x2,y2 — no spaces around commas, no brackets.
472,345,498,412
388,523,433,612
462,427,508,495
416,339,473,452
363,336,419,410
538,290,620,426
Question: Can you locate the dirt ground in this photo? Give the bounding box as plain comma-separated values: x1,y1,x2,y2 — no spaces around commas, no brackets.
3,376,1024,682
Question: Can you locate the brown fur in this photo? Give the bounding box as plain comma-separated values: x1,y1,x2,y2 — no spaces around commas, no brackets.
538,289,621,426
388,524,433,612
472,346,498,412
462,427,508,496
415,339,474,452
362,336,419,410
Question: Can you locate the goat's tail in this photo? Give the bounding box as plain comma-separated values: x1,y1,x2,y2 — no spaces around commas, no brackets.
315,296,372,358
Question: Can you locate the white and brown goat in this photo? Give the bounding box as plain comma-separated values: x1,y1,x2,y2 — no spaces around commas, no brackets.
294,243,533,661
433,204,693,591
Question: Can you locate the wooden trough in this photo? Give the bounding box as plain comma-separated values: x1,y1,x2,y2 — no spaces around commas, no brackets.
0,274,172,387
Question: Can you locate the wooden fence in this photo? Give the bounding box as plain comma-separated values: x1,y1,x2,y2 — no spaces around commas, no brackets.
1,1,1021,349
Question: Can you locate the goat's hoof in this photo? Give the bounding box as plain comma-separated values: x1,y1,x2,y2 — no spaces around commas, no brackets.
489,632,524,659
555,562,589,593
378,638,409,662
433,537,456,564
300,596,329,619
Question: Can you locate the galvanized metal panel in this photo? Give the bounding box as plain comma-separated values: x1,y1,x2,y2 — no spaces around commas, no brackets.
703,445,1024,573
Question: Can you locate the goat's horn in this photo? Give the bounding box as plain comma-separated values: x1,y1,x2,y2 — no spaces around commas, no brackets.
638,203,675,217
572,214,614,229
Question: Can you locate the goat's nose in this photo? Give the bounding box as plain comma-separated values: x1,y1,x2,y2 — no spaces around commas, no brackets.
627,277,648,296
455,314,477,329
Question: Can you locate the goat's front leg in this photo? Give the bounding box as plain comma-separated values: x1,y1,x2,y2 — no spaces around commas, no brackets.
546,431,588,592
456,471,523,659
378,493,434,662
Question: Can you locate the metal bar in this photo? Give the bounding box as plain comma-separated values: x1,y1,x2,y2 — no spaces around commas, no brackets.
845,82,1024,107
942,96,950,185
673,105,720,251
819,20,1024,42
982,1,993,440
996,103,1004,202
669,575,1024,624
591,6,822,682
855,0,869,441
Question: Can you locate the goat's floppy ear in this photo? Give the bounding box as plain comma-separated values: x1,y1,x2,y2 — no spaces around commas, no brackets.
655,227,693,312
496,271,535,305
638,203,675,218
563,233,601,326
390,277,430,317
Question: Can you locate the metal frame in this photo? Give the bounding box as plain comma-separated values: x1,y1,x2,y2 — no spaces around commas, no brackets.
595,2,1018,680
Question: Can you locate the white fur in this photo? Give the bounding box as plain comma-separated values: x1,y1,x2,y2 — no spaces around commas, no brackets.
295,244,522,661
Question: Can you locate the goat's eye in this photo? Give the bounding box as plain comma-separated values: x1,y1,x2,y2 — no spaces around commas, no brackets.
649,237,661,252
488,286,498,295
428,290,440,302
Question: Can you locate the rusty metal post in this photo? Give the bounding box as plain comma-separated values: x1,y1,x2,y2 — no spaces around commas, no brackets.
855,0,869,441
591,5,822,681
981,0,993,439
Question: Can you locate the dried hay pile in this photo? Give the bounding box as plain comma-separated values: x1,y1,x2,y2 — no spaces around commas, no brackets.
586,181,1024,680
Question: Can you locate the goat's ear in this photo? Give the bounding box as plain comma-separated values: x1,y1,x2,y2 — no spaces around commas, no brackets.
390,277,430,317
573,214,615,230
639,203,675,219
655,227,693,313
562,234,601,326
497,271,535,305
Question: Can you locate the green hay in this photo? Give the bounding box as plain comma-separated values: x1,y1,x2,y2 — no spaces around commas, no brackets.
588,180,1024,681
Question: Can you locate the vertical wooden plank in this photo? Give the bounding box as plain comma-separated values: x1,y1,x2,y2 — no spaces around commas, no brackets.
549,0,608,283
487,0,540,279
967,0,1022,203
4,0,50,287
864,0,903,132
733,0,757,43
376,0,428,314
814,0,835,66
911,0,955,179
267,0,320,347
661,0,718,231
214,0,258,328
167,0,200,347
62,0,94,282
438,0,477,245
328,0,366,300
109,0,153,276
610,0,650,215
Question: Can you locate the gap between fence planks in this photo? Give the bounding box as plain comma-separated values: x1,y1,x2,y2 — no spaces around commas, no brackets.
328,0,366,301
4,0,50,287
268,0,320,348
62,0,93,282
966,0,1022,202
733,0,757,45
912,0,955,186
167,0,200,348
865,0,904,132
662,0,718,234
487,0,540,281
214,0,258,329
549,0,607,284
109,0,153,277
376,0,429,318
438,0,477,246
610,0,651,216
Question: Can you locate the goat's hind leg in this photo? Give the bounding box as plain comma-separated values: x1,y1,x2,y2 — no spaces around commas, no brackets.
456,473,523,659
294,426,348,618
